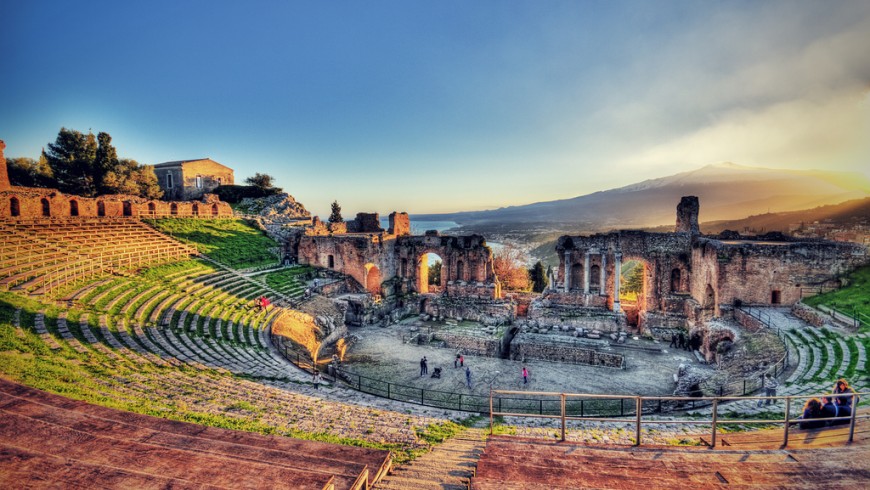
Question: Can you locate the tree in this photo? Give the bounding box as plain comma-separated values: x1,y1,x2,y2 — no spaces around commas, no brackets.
529,261,548,293
101,159,163,199
245,172,276,189
6,156,54,187
428,260,442,286
42,127,98,196
622,261,644,294
329,200,343,223
493,245,531,292
94,132,119,177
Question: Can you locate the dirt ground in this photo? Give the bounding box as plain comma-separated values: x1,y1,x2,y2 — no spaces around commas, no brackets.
343,320,709,397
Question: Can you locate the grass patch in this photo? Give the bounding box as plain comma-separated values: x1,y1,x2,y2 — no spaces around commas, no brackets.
804,265,870,331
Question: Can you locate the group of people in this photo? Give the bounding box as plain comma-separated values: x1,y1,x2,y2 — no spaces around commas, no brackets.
799,378,856,429
668,332,694,351
419,354,473,388
255,296,271,310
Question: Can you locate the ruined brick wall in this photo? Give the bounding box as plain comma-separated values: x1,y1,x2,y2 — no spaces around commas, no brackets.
694,237,868,307
346,213,382,233
397,234,500,299
0,187,233,219
388,212,410,236
437,333,502,357
675,195,700,234
297,233,398,295
153,159,234,201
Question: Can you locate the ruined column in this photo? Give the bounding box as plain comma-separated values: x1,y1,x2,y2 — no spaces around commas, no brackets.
675,196,700,234
583,252,590,294
600,254,607,294
613,252,622,312
0,140,10,192
563,250,571,292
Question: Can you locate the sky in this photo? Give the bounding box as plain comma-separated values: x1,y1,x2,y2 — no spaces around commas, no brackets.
2,1,869,218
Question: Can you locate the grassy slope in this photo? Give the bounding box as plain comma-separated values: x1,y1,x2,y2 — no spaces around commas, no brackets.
144,218,279,269
804,265,870,329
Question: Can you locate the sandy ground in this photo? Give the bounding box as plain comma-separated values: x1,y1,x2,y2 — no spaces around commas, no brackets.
343,321,709,398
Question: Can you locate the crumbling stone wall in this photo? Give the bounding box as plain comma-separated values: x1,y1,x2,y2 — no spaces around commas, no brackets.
509,335,624,368
0,140,10,191
437,333,502,357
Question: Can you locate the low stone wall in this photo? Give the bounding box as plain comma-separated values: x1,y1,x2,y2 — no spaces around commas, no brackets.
791,302,825,327
509,336,624,368
437,332,502,357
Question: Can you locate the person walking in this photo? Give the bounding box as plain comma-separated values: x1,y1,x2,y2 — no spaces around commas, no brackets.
522,366,529,385
678,332,686,349
669,334,678,348
764,374,778,405
465,366,472,388
459,354,464,367
312,371,322,390
420,357,425,377
455,353,460,368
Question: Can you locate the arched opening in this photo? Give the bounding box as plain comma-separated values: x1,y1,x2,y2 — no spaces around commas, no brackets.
590,264,600,290
671,268,683,293
771,290,781,305
122,202,132,216
456,260,465,282
147,202,156,215
620,259,650,327
69,200,79,216
170,203,178,215
212,203,219,216
418,252,444,294
570,263,583,291
364,263,381,296
9,197,20,217
327,255,335,268
191,203,199,216
401,258,408,277
97,201,106,217
41,198,51,217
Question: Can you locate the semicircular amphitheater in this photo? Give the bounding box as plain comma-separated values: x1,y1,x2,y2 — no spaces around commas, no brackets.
1,205,869,488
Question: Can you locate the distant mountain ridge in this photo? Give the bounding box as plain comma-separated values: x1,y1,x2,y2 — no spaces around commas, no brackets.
416,163,870,229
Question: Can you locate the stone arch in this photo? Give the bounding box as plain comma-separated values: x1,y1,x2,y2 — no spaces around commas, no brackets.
327,255,335,268
170,203,178,215
147,202,156,215
417,251,444,294
97,201,106,217
456,260,465,282
212,203,219,216
40,198,50,217
364,263,381,296
122,202,132,216
191,203,199,216
69,200,79,216
570,263,583,291
9,196,20,217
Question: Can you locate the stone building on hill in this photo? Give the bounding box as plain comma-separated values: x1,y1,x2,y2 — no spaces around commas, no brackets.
152,158,234,201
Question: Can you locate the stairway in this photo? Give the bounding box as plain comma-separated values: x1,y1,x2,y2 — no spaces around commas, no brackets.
376,428,487,489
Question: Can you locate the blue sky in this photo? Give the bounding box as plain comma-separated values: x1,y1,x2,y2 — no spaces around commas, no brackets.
2,1,868,217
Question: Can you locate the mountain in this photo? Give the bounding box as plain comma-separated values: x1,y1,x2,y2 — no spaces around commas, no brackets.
416,163,870,230
694,196,870,235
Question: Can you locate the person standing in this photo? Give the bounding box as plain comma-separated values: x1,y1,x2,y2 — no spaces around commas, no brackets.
455,353,460,368
669,334,678,348
420,357,425,377
764,374,778,405
465,366,472,388
313,371,322,390
522,366,529,385
459,354,464,367
678,332,686,349
423,356,428,375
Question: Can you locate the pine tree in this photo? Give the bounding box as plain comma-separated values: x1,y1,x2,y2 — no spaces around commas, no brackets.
329,200,343,223
530,261,548,292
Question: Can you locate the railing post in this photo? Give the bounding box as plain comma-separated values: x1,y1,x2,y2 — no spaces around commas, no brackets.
489,390,494,436
635,397,642,446
783,397,791,447
710,400,718,449
743,379,746,396
560,394,566,442
848,394,858,443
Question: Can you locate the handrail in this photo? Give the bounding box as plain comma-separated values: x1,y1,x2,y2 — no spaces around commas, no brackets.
489,389,867,448
349,466,369,490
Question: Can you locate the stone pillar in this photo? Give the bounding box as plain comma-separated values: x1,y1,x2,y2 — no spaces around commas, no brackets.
613,253,622,312
563,251,571,292
583,252,590,294
600,254,607,295
675,196,700,234
0,140,10,191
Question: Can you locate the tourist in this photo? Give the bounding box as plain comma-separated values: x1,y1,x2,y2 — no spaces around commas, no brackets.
420,357,425,377
423,356,428,375
455,353,460,368
798,398,825,429
313,371,322,390
763,374,778,406
834,399,852,426
832,378,854,408
820,396,838,425
678,332,686,349
522,366,529,385
465,366,472,388
460,354,464,367
669,334,678,348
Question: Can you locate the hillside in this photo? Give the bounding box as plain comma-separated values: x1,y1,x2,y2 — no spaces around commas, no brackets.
419,163,870,230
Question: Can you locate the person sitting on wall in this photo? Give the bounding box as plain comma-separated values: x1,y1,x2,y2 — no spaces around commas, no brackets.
798,398,826,429
833,398,852,426
832,378,855,409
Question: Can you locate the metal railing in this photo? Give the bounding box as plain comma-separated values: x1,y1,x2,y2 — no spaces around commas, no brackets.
489,389,867,448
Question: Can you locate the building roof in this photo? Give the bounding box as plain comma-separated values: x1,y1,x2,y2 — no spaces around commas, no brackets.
152,158,233,172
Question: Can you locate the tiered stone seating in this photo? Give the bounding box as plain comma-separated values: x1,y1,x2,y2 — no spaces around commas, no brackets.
0,379,390,489
471,433,870,489
0,218,195,294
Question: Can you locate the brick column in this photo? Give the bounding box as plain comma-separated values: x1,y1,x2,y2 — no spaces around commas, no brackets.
613,252,622,312
600,254,607,295
583,252,590,294
563,251,571,292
